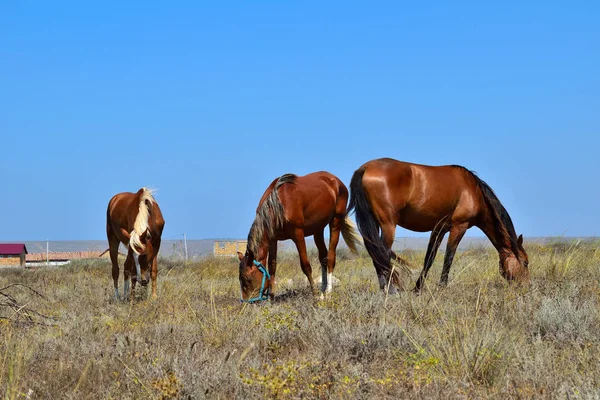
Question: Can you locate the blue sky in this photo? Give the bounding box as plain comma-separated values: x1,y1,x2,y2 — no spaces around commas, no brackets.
1,1,598,240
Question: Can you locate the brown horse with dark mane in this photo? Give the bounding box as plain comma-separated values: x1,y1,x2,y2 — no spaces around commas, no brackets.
348,158,529,293
238,172,361,302
106,188,165,300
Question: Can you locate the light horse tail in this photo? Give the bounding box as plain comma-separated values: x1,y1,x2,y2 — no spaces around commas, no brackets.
129,187,156,255
348,167,401,289
247,174,296,254
340,215,361,255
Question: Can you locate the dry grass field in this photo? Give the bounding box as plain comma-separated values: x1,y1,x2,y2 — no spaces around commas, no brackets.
1,240,599,399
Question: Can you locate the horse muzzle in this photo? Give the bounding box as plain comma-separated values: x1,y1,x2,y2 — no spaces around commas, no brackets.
140,279,149,287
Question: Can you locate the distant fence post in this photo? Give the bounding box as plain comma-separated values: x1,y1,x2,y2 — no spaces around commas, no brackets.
184,233,188,262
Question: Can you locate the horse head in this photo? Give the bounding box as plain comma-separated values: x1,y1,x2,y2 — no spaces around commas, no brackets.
237,250,271,302
499,234,530,282
131,229,156,286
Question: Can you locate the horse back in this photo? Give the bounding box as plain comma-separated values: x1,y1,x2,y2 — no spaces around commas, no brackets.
279,171,344,227
107,190,164,242
361,158,483,230
107,192,138,235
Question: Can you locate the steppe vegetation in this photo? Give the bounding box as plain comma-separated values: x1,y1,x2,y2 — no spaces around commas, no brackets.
1,240,599,399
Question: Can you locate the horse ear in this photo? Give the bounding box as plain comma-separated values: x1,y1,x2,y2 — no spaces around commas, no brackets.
517,234,523,246
237,252,244,261
246,249,255,265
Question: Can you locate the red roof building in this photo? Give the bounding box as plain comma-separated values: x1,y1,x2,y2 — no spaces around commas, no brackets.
0,244,28,267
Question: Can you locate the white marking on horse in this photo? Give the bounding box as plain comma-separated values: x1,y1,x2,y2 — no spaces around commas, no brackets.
326,272,333,293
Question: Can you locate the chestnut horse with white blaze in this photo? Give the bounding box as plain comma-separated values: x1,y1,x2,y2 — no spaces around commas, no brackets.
106,188,165,300
238,172,362,302
348,158,529,293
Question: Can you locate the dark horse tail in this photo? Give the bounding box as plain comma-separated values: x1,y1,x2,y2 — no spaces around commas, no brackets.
348,167,401,289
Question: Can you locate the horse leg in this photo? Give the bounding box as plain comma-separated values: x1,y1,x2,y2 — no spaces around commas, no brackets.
131,252,143,301
108,233,121,301
150,256,158,299
267,240,278,299
380,222,399,294
124,251,134,301
291,229,317,295
313,230,329,295
414,221,448,292
439,223,468,287
326,217,343,294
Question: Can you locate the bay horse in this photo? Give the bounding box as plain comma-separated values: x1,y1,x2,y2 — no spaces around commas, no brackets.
348,158,529,293
238,172,362,302
106,188,165,300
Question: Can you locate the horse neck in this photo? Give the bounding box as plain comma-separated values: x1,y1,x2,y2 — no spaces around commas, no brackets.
248,221,270,262
255,241,269,263
477,210,516,259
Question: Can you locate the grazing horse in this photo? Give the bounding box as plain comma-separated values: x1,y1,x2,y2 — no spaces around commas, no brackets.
238,172,362,302
348,158,529,293
106,188,165,300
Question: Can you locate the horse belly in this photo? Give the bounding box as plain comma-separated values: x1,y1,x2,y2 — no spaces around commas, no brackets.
274,223,324,240
397,204,455,232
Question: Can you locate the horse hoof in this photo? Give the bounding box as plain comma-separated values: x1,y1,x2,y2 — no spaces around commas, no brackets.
386,285,399,295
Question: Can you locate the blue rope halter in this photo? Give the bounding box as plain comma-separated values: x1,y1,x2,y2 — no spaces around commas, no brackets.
240,260,271,303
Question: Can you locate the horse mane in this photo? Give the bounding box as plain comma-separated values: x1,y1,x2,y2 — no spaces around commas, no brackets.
452,165,520,258
129,187,156,255
247,174,297,254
